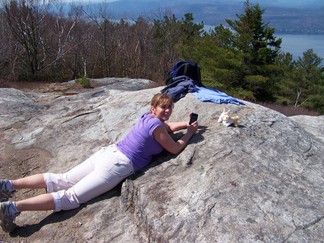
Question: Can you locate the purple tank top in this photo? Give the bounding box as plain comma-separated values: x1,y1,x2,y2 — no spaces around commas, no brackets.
116,112,165,171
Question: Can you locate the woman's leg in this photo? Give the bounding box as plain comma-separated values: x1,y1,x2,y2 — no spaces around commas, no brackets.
1,146,131,233
1,146,133,233
0,194,55,233
6,155,96,197
51,145,134,211
44,148,106,193
15,194,55,211
12,174,46,190
1,175,47,202
1,152,97,204
9,148,106,194
1,152,94,232
2,150,100,212
7,145,133,212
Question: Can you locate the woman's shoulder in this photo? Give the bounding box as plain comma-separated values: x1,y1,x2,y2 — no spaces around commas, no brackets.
141,112,164,126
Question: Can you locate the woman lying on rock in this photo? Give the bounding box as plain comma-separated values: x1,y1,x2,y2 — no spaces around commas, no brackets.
0,93,198,233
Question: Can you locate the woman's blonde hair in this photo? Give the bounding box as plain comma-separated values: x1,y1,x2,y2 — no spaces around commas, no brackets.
150,93,174,108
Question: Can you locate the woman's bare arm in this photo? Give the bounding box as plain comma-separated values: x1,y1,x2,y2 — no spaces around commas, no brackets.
154,122,198,154
165,121,189,133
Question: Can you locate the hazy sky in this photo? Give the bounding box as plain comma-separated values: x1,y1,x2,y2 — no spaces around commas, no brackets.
62,0,118,2
60,0,323,8
61,0,118,3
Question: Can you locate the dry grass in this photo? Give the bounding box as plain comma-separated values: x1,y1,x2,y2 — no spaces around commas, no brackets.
0,80,49,91
257,102,320,117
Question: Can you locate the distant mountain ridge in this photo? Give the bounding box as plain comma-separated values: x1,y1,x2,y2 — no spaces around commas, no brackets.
96,0,324,9
79,0,324,34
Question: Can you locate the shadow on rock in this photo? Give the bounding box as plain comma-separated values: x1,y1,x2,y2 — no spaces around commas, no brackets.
10,208,82,238
10,185,122,238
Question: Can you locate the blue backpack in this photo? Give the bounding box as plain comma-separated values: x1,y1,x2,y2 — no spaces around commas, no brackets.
166,60,204,87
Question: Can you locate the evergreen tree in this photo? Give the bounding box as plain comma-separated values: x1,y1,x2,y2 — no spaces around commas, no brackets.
274,49,324,114
152,14,181,77
152,13,204,79
178,13,204,45
295,49,324,112
274,52,298,105
225,0,282,101
226,0,281,66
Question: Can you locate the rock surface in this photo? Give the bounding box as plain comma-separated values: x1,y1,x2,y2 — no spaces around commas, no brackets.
289,115,324,144
0,78,323,242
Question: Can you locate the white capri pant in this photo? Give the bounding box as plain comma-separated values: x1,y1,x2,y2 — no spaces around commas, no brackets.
43,144,134,212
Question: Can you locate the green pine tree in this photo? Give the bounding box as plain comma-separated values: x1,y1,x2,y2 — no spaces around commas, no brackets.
226,0,282,101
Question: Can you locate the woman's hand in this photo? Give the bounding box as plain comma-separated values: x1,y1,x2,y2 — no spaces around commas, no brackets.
187,120,198,134
167,113,199,132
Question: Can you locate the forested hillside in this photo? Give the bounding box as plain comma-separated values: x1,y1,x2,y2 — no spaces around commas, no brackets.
0,0,323,114
91,0,324,34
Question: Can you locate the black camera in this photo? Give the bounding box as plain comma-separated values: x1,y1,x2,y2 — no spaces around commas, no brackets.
189,113,198,125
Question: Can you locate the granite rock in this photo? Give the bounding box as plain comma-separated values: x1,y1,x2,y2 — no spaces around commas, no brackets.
0,78,323,242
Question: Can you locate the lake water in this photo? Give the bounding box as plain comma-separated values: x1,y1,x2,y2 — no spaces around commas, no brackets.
205,25,324,65
278,34,324,65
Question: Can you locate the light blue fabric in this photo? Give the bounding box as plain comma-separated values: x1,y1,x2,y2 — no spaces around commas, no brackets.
193,86,245,105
